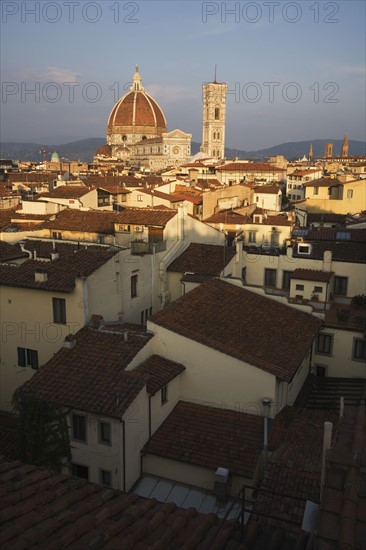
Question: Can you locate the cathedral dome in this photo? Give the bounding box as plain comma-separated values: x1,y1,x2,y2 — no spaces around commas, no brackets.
107,66,167,146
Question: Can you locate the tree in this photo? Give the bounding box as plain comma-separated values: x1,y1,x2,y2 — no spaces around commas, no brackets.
12,392,71,473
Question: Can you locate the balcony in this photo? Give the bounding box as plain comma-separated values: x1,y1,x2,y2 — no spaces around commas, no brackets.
131,240,167,255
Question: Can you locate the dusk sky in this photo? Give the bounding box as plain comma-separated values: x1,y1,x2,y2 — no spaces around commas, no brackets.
1,0,365,150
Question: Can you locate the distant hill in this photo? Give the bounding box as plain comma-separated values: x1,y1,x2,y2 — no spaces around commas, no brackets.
0,139,106,163
1,138,365,163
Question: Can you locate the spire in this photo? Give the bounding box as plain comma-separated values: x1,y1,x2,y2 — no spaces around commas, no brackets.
214,64,217,83
130,64,144,92
341,132,349,158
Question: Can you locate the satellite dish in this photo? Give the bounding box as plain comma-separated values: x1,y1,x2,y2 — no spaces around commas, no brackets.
62,172,70,181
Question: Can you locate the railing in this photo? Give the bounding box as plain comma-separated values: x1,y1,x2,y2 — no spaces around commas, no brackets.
130,240,167,255
243,245,286,256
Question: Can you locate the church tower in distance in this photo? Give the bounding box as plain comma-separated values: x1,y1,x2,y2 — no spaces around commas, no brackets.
341,132,349,158
200,73,228,160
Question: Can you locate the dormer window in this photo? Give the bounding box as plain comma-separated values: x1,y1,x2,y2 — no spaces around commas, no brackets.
298,243,312,255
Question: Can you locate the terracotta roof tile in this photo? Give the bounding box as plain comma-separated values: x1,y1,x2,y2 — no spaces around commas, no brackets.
38,185,93,199
0,246,117,292
316,404,366,549
204,211,249,224
302,177,341,187
151,279,322,381
291,269,334,282
168,243,236,276
116,207,177,226
0,241,28,262
18,325,153,417
0,456,242,548
136,355,185,395
143,400,264,477
216,163,284,173
42,209,121,234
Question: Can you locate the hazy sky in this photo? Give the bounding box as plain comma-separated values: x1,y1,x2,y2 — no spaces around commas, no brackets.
1,0,365,149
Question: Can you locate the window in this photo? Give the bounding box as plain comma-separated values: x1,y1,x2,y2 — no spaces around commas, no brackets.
334,276,348,296
314,286,323,294
214,107,220,120
53,298,66,324
316,333,333,355
347,189,353,198
131,274,138,298
352,338,366,362
314,186,319,195
315,365,327,377
99,421,111,445
288,184,292,189
295,284,304,291
248,231,256,243
282,271,291,290
99,469,112,487
72,413,86,442
17,347,38,370
137,195,143,202
161,385,168,405
52,231,62,240
71,463,89,480
298,244,312,255
264,268,276,287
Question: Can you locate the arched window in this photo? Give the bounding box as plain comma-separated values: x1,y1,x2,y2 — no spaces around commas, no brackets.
217,132,220,140
213,131,216,140
215,107,220,120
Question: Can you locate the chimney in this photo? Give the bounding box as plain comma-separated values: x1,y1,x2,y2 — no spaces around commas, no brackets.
34,266,48,283
322,250,332,272
50,252,59,261
63,334,76,349
124,330,128,342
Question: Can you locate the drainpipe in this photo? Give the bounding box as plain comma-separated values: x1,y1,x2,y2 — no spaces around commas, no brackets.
260,398,271,480
148,395,152,439
122,420,126,492
262,398,271,451
320,421,333,500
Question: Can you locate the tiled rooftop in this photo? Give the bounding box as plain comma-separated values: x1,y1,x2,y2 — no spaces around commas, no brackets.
316,403,366,549
17,325,151,417
135,354,185,395
216,163,283,173
251,406,339,534
38,185,93,199
293,240,366,263
0,457,241,549
151,279,322,382
290,268,334,282
0,241,28,262
42,208,121,234
303,177,341,187
253,185,281,194
168,243,236,276
204,211,249,224
143,400,264,478
116,207,177,226
0,246,117,292
17,325,184,418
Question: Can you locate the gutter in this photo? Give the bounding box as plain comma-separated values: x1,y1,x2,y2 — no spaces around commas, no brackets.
159,205,187,308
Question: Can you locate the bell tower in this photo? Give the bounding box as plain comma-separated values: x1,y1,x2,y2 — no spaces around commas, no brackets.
200,71,228,160
341,132,349,158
